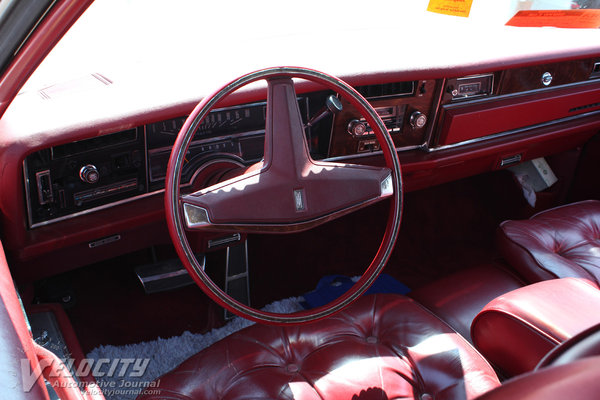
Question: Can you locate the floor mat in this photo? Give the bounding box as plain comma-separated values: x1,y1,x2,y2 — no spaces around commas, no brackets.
301,273,410,309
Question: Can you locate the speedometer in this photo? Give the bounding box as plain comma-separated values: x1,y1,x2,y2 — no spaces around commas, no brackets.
195,104,265,138
145,102,267,149
145,97,315,192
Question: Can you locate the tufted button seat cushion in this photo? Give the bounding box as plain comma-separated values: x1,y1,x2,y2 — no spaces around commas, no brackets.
137,294,500,400
497,200,600,287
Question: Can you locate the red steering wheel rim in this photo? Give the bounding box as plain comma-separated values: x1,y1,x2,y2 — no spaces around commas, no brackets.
165,67,403,325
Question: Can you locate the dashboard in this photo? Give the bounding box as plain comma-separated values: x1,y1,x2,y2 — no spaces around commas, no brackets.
22,84,432,229
3,54,600,279
22,58,600,229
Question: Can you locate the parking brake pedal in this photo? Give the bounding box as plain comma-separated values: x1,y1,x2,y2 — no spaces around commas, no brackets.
224,240,250,320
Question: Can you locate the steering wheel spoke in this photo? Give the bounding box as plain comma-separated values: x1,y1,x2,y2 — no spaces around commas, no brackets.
180,76,393,233
181,161,393,233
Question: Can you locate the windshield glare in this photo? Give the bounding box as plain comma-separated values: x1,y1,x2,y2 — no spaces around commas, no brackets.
21,0,600,92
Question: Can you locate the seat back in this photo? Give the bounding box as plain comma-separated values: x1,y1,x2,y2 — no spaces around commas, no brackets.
497,200,600,287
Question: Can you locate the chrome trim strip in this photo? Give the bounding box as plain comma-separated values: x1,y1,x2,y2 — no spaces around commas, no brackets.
142,126,150,194
324,145,422,163
29,190,163,229
457,73,494,80
428,109,600,152
424,78,446,148
23,160,34,228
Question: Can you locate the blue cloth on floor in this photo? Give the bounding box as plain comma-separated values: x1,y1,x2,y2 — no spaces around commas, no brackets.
301,274,410,309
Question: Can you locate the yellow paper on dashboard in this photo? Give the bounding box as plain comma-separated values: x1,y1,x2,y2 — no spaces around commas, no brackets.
427,0,473,18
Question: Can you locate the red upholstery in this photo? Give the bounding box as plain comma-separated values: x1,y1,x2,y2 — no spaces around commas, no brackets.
497,200,600,287
0,241,49,399
471,278,600,376
137,294,500,400
537,322,600,369
410,264,524,343
476,356,600,400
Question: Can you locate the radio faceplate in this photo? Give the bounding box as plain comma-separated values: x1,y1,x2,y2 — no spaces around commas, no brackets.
24,129,147,228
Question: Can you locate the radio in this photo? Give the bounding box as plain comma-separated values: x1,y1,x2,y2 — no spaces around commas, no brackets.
24,129,147,228
447,74,494,101
346,105,408,138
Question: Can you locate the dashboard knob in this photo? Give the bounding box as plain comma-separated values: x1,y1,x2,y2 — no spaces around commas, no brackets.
79,164,99,184
541,71,553,86
410,111,427,129
347,119,367,137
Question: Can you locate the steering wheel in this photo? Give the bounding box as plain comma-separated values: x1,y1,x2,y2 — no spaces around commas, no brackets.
165,67,403,325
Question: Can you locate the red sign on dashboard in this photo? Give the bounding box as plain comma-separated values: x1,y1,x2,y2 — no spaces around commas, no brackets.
506,9,600,29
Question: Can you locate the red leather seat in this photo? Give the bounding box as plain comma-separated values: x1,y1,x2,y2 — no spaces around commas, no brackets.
409,264,524,343
497,200,600,287
471,278,600,376
137,294,500,400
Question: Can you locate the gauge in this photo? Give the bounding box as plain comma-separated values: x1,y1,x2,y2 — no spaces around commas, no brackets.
145,102,268,150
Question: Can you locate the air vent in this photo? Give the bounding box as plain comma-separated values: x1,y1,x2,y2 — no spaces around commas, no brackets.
355,81,415,100
51,129,137,159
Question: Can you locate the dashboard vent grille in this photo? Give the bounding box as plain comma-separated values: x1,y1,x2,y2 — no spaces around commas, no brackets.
51,129,138,159
355,81,415,100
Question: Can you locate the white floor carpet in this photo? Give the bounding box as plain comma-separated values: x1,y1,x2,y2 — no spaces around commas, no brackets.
86,297,304,400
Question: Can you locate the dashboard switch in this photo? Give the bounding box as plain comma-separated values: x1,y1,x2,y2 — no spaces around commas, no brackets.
79,164,99,184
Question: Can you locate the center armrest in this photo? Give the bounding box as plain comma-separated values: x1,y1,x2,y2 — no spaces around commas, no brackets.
471,277,600,376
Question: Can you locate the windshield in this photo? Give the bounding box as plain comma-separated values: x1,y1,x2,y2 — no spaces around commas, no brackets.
21,0,600,92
